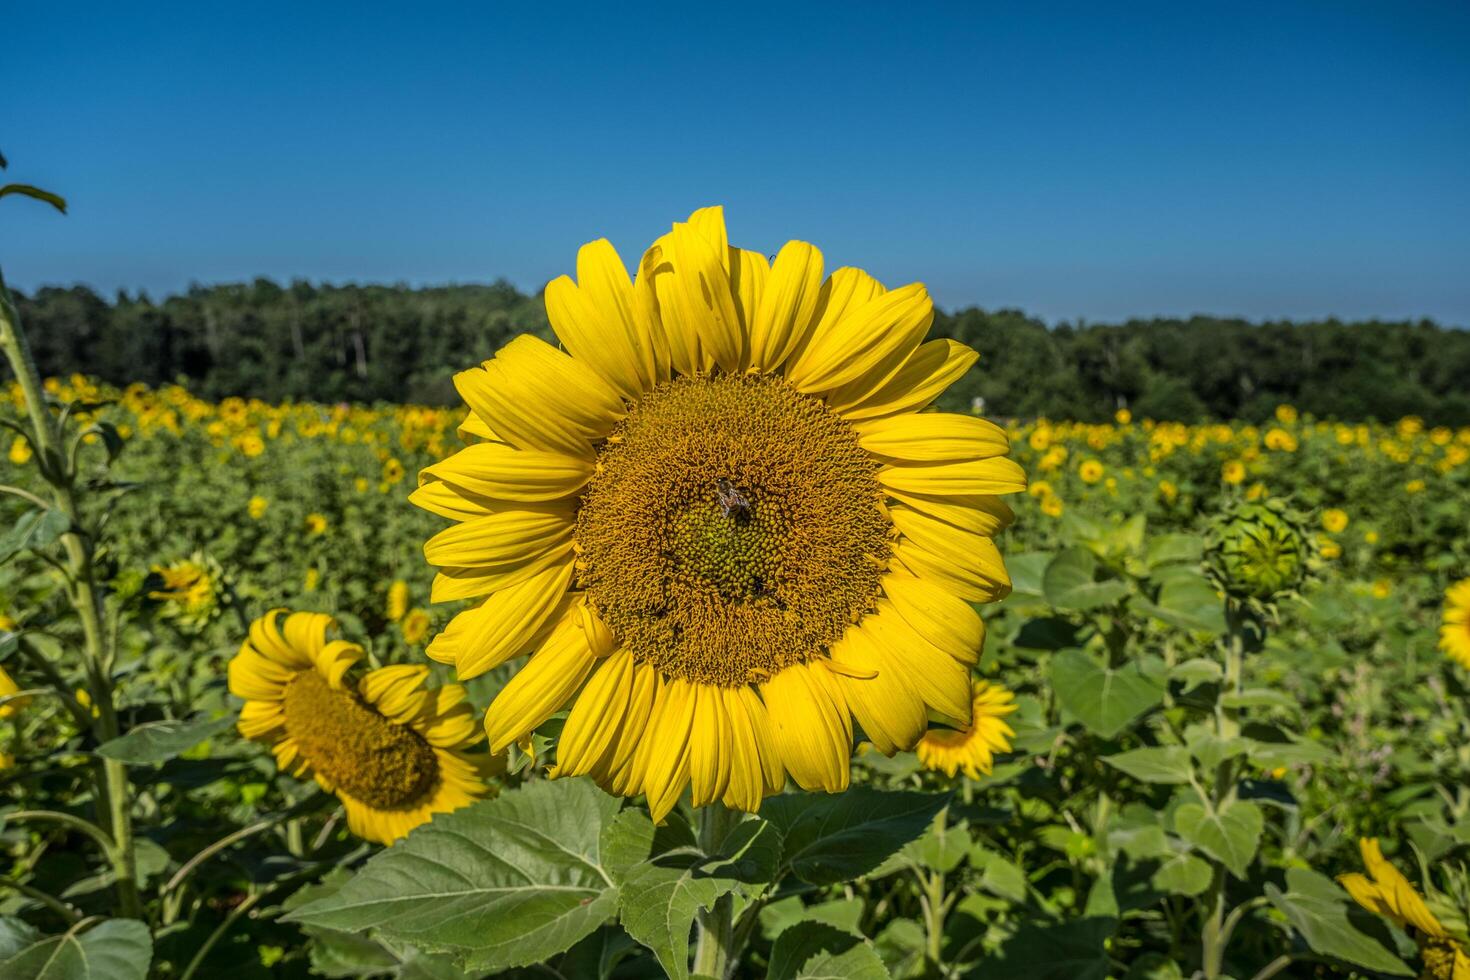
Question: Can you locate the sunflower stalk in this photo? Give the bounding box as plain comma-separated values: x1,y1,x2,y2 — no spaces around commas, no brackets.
0,270,142,918
692,802,746,980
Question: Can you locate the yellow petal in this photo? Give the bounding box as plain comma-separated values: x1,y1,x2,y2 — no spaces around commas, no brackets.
688,685,733,808
425,562,575,678
862,604,973,723
882,568,986,665
424,443,592,503
228,647,295,701
886,489,1015,538
430,549,573,603
749,241,823,373
237,699,286,740
554,648,636,779
787,267,886,370
456,410,498,444
893,536,1011,604
759,662,851,793
310,639,363,689
483,612,598,753
641,678,697,823
879,457,1028,497
359,665,430,721
454,336,622,458
857,413,1010,462
632,242,675,383
409,479,499,522
829,626,927,755
720,688,767,811
544,241,649,400
835,339,977,421
423,509,573,570
606,661,660,796
731,247,770,349
786,283,932,395
664,212,744,373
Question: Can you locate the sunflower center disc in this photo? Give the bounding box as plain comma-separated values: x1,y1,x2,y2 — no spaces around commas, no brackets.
281,670,439,808
575,374,890,687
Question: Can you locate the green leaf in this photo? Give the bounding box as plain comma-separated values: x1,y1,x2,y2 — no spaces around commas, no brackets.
762,788,948,885
1142,574,1225,634
0,918,39,959
1102,747,1193,785
1248,739,1332,769
1173,800,1263,879
286,778,639,973
1169,658,1221,688
1150,851,1212,896
758,897,865,941
96,715,236,764
0,919,151,980
0,184,67,214
979,916,1116,980
618,853,741,980
968,846,1029,902
1146,534,1203,568
908,814,969,873
767,922,888,980
1219,688,1298,710
1051,649,1166,739
1266,868,1411,975
0,509,71,564
1043,549,1130,610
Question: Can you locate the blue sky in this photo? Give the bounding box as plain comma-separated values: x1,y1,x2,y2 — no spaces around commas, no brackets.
4,1,1468,325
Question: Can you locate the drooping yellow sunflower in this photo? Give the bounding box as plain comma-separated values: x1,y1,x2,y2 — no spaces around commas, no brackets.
1338,838,1470,980
915,681,1017,780
412,206,1024,821
1441,578,1470,670
148,553,222,629
229,609,498,844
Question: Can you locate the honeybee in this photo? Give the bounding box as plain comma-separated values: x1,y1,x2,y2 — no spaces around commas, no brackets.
715,478,752,521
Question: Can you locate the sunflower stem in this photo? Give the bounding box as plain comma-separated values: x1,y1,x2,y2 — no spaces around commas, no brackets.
692,803,743,980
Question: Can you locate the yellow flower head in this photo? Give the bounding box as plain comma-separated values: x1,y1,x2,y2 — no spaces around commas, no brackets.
1322,508,1349,534
148,554,221,629
1441,578,1470,671
0,664,32,719
1158,480,1179,503
387,580,410,622
1114,408,1132,425
1406,479,1426,494
1079,459,1104,484
1372,579,1392,599
304,513,329,536
228,610,499,844
1275,404,1298,424
412,206,1024,821
915,681,1017,779
383,458,406,484
1338,838,1470,979
1222,460,1246,485
248,495,269,519
8,436,33,465
401,608,431,646
1264,428,1298,452
1041,495,1064,518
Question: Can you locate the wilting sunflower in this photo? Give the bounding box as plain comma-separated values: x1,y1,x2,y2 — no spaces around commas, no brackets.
413,207,1025,821
148,552,223,629
915,681,1017,779
1441,578,1470,670
229,609,498,844
1338,838,1470,980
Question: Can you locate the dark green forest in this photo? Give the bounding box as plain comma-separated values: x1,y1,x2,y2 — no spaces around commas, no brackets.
11,280,1470,423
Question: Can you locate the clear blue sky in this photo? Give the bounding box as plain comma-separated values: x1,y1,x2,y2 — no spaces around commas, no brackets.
4,1,1468,326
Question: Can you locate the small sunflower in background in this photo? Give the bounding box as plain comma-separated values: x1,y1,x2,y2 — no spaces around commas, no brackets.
148,552,224,630
247,495,269,519
1321,508,1349,534
304,513,329,536
1338,838,1470,980
915,681,1017,780
413,206,1024,821
1222,459,1246,484
400,609,431,646
1440,578,1470,670
1078,459,1104,483
386,580,410,622
229,610,498,844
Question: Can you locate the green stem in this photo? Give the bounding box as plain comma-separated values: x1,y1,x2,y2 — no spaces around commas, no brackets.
692,804,744,980
922,868,947,969
0,272,141,919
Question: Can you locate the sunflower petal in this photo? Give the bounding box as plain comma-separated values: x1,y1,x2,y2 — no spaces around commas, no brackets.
857,413,1010,462
483,612,598,752
836,339,978,421
786,283,932,395
424,443,593,503
759,662,851,793
749,240,824,373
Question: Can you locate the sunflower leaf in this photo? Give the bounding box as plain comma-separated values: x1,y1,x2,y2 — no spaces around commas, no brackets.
96,714,236,765
0,919,152,980
767,922,888,980
1051,649,1167,739
285,778,638,973
1265,869,1412,975
762,788,949,885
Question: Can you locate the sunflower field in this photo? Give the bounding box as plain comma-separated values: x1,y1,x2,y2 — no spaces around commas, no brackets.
4,209,1470,980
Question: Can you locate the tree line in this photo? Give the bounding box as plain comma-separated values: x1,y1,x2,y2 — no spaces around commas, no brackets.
10,279,1469,423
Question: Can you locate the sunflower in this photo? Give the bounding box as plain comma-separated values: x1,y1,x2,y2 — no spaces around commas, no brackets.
386,580,410,622
1338,838,1470,980
229,609,498,844
1322,508,1349,534
1441,578,1470,670
413,206,1024,820
0,664,31,718
247,495,270,519
915,681,1017,779
148,553,222,629
304,513,329,536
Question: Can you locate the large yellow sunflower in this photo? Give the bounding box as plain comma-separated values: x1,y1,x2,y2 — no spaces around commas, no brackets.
228,609,498,844
1440,578,1470,670
915,681,1018,779
413,206,1024,821
1338,838,1470,980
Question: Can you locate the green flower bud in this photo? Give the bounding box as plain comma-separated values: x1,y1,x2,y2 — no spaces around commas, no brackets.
1205,500,1311,602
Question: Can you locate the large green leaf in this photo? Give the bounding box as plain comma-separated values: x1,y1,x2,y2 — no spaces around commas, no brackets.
1102,747,1193,785
1150,851,1212,897
286,778,646,972
1043,549,1130,610
761,788,948,885
0,509,71,564
1051,649,1166,738
96,715,236,764
975,916,1116,980
767,922,888,980
1139,574,1226,634
1173,800,1263,879
1266,868,1411,975
0,919,151,980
